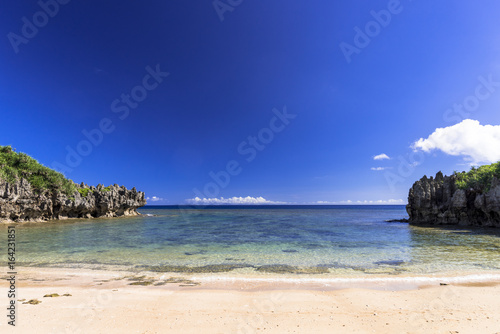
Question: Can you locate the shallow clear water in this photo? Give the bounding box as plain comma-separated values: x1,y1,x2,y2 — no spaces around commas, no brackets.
2,205,500,276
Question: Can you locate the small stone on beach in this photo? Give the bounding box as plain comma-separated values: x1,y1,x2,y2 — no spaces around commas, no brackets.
43,293,60,297
23,299,41,305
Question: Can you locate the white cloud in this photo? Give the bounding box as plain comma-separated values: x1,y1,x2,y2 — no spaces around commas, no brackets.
147,196,164,202
186,196,287,205
412,119,500,164
313,199,404,205
371,167,388,171
373,153,390,160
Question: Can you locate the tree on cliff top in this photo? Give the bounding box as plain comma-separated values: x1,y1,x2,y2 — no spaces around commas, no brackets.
454,161,500,192
0,145,76,196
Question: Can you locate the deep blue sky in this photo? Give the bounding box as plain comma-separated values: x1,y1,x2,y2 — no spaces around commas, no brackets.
1,1,500,204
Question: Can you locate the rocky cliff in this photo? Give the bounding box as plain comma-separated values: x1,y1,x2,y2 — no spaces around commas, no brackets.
0,179,147,222
406,171,500,227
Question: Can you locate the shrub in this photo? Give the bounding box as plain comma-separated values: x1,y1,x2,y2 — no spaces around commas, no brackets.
0,145,77,196
454,162,500,192
77,188,92,197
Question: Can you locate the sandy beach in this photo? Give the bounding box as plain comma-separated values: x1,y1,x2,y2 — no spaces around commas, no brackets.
3,0,500,333
2,267,500,333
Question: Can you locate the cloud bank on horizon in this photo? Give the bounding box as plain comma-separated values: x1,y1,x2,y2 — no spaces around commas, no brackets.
185,196,404,205
186,196,287,205
412,119,500,165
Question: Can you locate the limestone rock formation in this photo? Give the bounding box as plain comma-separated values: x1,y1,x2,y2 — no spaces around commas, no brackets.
406,171,500,227
0,178,146,222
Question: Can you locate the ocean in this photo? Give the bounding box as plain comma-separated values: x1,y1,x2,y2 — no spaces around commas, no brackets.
2,205,500,278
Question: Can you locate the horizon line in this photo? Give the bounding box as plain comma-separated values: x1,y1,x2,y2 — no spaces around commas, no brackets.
142,203,408,206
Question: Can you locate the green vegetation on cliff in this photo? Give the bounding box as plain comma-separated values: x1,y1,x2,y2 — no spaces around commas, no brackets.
454,162,500,192
77,188,91,197
76,186,111,197
0,145,76,196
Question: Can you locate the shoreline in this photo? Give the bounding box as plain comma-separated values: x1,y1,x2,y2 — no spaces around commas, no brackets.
4,266,500,291
2,266,500,333
0,211,145,225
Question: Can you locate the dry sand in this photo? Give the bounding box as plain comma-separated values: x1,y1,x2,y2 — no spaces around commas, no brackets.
1,267,500,333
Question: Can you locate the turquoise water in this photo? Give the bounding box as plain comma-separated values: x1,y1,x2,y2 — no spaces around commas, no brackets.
2,205,500,276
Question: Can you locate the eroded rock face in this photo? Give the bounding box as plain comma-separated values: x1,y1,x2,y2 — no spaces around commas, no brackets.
0,179,146,222
406,171,500,227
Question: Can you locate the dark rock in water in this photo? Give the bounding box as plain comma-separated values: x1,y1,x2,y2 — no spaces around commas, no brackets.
385,219,409,223
0,178,146,222
282,249,298,253
407,171,500,227
144,264,253,273
337,244,358,248
184,250,207,256
374,260,405,266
